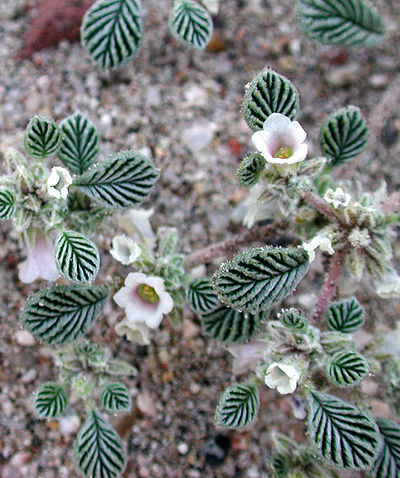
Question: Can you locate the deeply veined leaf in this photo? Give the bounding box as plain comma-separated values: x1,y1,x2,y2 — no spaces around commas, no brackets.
0,188,16,219
237,153,266,188
73,151,160,208
33,382,68,419
24,115,62,159
326,296,364,333
215,383,259,429
186,277,219,314
74,409,125,478
202,303,269,343
307,391,381,469
320,107,369,167
55,230,100,285
59,112,99,174
169,0,213,50
242,68,299,131
21,285,108,345
327,350,368,387
296,0,385,47
373,417,400,478
81,0,143,70
100,382,131,413
279,308,308,331
213,247,310,313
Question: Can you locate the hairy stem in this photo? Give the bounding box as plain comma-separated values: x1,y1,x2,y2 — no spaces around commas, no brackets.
301,189,342,223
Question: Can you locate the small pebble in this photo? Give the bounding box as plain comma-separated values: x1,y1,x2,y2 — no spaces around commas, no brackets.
21,368,37,383
177,442,189,455
59,415,81,436
369,73,389,89
326,63,362,87
182,123,215,152
15,330,35,346
137,391,157,417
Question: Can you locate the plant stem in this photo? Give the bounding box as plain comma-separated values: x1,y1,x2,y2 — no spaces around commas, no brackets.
300,189,342,223
312,248,346,322
183,220,289,269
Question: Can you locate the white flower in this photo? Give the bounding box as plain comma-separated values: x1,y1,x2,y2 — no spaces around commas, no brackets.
110,235,141,265
47,167,72,199
118,208,156,249
264,362,301,394
303,234,334,262
376,270,400,299
324,187,351,209
113,272,174,329
252,113,308,166
18,234,59,283
115,318,151,345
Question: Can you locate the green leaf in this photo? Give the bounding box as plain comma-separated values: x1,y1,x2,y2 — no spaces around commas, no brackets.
297,157,327,177
81,0,143,71
202,303,269,343
74,409,125,478
373,417,400,478
307,391,381,469
55,230,100,285
21,285,108,345
100,382,131,413
236,153,266,188
0,188,16,219
73,151,160,208
216,383,259,429
279,308,308,331
59,112,99,174
327,350,368,387
326,297,365,333
24,115,62,159
107,359,138,376
33,382,68,418
296,0,385,47
213,246,310,313
269,453,289,478
319,106,369,167
186,277,219,314
242,68,299,132
169,0,213,50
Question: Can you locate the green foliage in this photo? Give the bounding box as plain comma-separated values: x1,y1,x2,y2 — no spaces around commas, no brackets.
213,246,310,313
279,308,308,331
33,382,68,418
325,297,365,333
0,188,15,219
21,285,108,345
74,409,126,478
81,0,143,70
237,153,266,188
319,107,369,166
202,303,269,343
373,417,400,478
55,230,100,285
269,453,289,477
242,68,299,131
296,0,385,47
307,391,381,469
100,382,131,413
59,112,99,174
215,383,259,429
24,115,62,159
169,0,213,49
186,277,219,314
327,350,368,387
73,151,160,208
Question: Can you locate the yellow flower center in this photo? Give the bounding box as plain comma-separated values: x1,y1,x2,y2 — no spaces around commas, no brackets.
138,284,160,304
273,146,293,159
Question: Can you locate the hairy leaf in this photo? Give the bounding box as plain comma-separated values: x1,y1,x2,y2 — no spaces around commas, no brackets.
373,417,400,478
279,308,308,331
297,0,385,47
21,285,108,344
55,230,100,285
0,188,16,219
74,409,125,478
307,390,381,469
34,382,68,418
326,297,365,333
213,247,310,313
320,106,369,166
327,350,368,387
216,383,259,429
202,303,269,343
74,151,160,208
237,153,266,188
186,277,219,314
100,382,131,413
59,112,99,174
169,0,213,49
81,0,143,70
242,68,299,131
24,115,62,159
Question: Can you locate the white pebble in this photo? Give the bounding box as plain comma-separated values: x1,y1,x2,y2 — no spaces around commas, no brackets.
177,442,189,455
21,369,37,383
59,415,81,436
15,330,35,346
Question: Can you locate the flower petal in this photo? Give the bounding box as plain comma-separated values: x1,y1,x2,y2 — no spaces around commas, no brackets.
287,121,307,144
262,113,292,133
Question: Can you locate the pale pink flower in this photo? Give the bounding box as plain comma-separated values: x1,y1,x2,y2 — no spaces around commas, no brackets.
264,362,301,394
18,234,59,283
